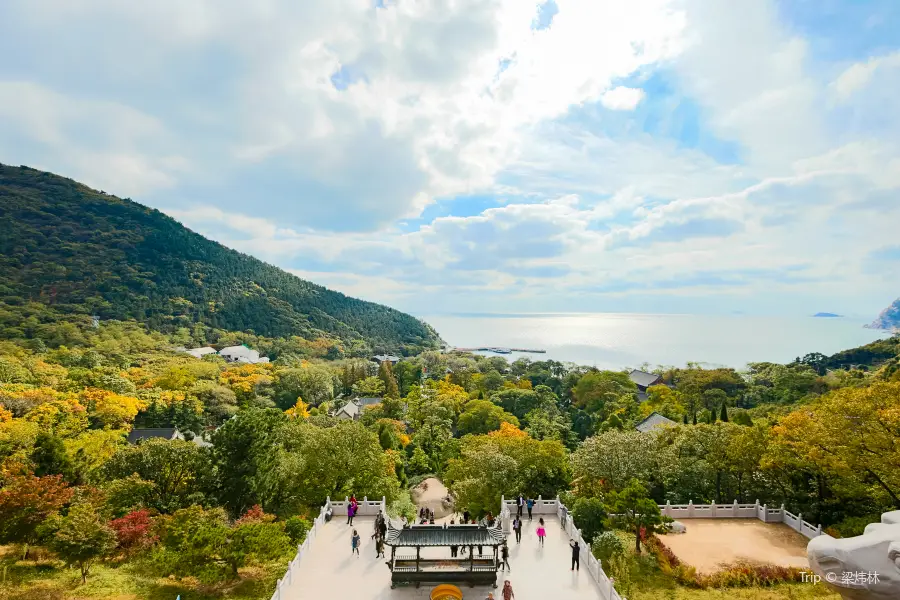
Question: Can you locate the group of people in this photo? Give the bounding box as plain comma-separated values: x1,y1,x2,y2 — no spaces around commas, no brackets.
346,495,360,525
514,494,536,520
509,514,547,546
350,508,388,558
418,506,436,524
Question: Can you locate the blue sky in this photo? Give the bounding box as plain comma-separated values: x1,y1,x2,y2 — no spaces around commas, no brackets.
0,0,898,319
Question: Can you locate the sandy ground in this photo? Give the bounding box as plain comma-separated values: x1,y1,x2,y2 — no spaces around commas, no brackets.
661,519,811,574
285,516,601,600
411,478,454,519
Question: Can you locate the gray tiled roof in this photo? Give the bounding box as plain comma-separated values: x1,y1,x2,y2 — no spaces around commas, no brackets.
127,428,180,443
635,412,677,433
385,522,506,547
628,369,662,389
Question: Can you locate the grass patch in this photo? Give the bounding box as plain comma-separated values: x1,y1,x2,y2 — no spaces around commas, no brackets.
0,546,284,600
601,533,840,600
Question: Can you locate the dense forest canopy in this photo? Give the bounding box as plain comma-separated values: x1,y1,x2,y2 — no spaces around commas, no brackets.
0,300,898,597
0,164,441,356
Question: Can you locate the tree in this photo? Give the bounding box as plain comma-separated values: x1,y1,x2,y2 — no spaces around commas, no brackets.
572,371,637,417
103,473,157,517
0,474,73,557
571,430,656,494
156,505,289,581
393,360,423,397
285,398,310,419
457,400,519,436
605,479,671,553
29,431,74,482
109,509,156,553
445,438,519,517
104,438,210,513
210,408,286,517
274,365,336,409
352,376,385,398
445,424,570,515
490,388,542,421
46,502,117,583
770,382,900,508
719,401,729,422
377,361,400,399
273,420,401,510
571,497,607,542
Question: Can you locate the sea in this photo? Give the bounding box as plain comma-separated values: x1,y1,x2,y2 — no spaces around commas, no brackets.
422,313,892,371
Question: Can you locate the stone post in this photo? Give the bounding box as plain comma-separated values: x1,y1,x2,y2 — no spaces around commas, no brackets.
688,500,694,518
733,500,739,517
665,500,672,517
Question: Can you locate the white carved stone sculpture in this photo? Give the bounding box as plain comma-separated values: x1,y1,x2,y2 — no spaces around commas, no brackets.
807,510,900,600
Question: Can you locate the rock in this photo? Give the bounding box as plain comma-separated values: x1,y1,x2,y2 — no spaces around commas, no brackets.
869,298,900,331
807,510,900,599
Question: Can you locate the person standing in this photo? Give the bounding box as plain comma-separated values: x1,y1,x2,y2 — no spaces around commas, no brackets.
347,500,356,525
526,498,534,520
516,494,524,518
500,542,511,572
376,536,385,558
536,518,546,547
512,516,522,544
502,580,515,600
570,539,580,571
463,509,470,523
351,529,360,556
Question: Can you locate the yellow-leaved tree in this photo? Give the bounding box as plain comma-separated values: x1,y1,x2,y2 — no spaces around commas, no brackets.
770,382,900,508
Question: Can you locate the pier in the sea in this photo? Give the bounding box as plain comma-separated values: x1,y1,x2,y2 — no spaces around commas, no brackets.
453,346,546,354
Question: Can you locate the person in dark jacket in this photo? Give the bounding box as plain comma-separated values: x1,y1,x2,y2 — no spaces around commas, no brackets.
570,539,580,571
500,542,511,571
512,516,522,543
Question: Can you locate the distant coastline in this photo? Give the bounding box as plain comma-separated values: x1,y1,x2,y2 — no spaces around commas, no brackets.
812,312,842,318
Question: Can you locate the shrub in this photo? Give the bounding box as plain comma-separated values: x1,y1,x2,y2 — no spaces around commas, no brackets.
572,497,607,543
110,509,157,553
829,515,880,538
284,515,311,545
592,531,624,561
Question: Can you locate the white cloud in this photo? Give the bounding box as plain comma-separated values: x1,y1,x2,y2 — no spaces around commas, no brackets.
832,50,900,100
600,86,646,110
0,81,185,196
1,0,899,316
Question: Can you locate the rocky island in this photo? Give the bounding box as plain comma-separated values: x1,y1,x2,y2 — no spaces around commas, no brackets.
868,297,900,330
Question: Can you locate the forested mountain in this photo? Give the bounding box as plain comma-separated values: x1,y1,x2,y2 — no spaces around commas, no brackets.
0,164,441,354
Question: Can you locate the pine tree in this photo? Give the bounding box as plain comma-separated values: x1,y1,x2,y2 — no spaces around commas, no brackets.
720,402,729,422
378,361,400,399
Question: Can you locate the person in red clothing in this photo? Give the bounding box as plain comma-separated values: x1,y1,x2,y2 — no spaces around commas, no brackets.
501,580,515,599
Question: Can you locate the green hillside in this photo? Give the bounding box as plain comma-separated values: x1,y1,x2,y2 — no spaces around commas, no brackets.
0,164,441,354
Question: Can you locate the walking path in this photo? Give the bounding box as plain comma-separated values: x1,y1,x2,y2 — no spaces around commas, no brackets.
285,516,601,599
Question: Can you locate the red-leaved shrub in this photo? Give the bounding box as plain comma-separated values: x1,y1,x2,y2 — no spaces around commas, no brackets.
110,509,157,552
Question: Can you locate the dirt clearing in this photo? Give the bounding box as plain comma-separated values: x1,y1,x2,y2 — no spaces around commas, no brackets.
661,519,810,574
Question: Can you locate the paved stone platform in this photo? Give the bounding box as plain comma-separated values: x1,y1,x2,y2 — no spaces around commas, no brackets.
285,516,601,599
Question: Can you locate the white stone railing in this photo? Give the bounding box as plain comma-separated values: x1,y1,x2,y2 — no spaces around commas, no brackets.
327,495,386,516
659,500,823,539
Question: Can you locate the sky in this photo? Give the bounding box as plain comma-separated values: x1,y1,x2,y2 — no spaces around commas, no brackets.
1,0,899,319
